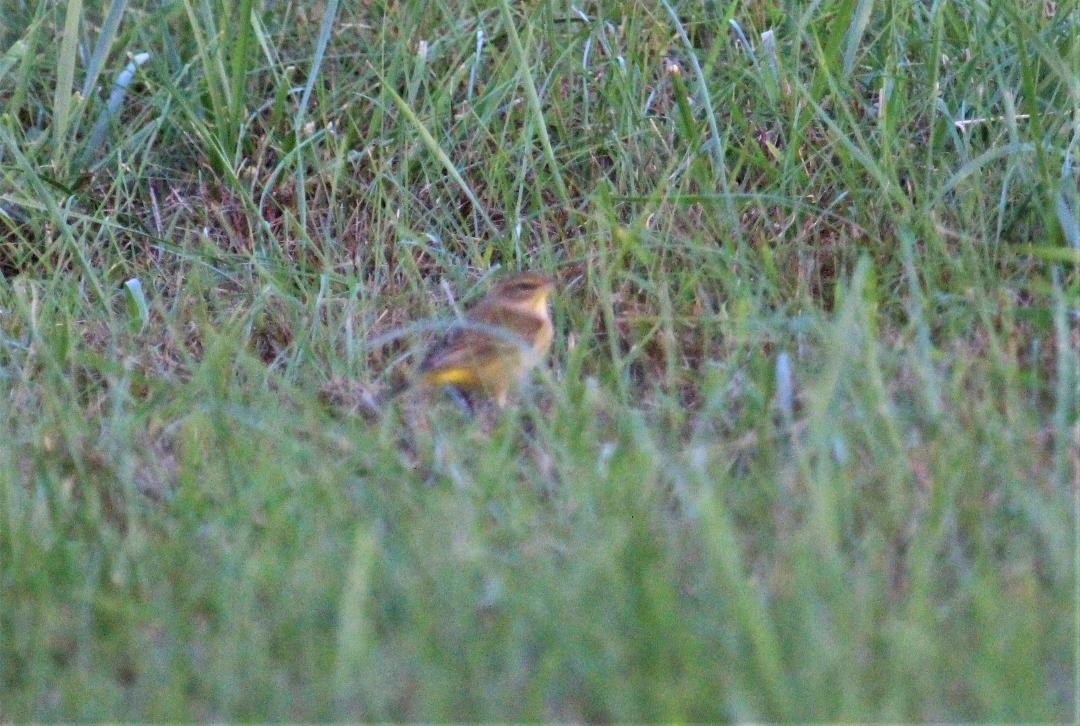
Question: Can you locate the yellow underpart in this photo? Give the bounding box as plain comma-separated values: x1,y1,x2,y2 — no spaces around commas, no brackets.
422,366,483,387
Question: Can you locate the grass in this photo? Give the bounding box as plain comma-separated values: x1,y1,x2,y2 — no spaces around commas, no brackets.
1,0,1077,720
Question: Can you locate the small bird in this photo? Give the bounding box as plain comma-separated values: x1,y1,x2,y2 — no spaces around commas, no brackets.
416,271,556,408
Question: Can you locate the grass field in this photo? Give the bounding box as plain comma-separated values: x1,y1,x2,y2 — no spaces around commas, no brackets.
1,0,1077,720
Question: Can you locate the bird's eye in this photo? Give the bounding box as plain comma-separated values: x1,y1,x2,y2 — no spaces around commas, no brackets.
498,276,550,297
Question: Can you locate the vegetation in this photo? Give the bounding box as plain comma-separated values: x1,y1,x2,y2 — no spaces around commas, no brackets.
1,0,1076,719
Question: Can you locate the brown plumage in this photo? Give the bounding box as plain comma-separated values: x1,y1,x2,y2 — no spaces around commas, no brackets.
418,272,555,407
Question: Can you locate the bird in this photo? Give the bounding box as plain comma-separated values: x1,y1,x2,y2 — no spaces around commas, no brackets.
415,271,556,408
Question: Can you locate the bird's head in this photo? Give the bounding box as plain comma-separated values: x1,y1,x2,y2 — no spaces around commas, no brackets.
490,272,556,315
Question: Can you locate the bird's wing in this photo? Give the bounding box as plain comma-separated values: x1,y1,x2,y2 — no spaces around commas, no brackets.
419,298,549,377
418,326,508,374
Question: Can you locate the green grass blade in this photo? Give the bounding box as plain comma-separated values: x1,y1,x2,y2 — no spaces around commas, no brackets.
51,0,82,171
383,82,498,237
496,0,570,208
80,0,127,98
